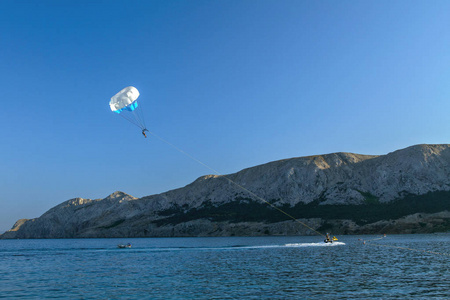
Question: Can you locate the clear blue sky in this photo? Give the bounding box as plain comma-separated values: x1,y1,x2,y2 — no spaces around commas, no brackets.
1,0,449,231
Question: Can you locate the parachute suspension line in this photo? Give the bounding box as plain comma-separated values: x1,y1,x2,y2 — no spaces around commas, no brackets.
136,100,147,130
131,109,145,129
120,113,142,129
147,130,326,238
129,102,146,129
119,113,143,130
116,107,146,130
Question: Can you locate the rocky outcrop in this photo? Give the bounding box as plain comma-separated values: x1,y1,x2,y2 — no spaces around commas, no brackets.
2,144,450,239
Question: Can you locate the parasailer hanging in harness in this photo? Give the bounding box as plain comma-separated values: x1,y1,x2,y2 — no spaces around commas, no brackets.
110,86,148,136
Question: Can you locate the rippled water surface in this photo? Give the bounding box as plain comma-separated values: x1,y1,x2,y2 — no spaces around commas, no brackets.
1,234,449,299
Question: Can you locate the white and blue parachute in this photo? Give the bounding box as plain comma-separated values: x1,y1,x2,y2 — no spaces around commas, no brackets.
110,86,140,113
110,86,147,131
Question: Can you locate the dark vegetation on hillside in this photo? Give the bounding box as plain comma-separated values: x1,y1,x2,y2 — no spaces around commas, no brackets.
154,191,450,226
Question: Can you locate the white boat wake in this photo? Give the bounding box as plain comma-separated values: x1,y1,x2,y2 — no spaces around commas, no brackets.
224,242,346,250
284,241,346,247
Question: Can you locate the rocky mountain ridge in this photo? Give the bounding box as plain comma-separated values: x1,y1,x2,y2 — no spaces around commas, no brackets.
2,144,450,238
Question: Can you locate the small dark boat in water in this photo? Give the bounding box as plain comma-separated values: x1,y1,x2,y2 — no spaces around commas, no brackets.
117,243,131,248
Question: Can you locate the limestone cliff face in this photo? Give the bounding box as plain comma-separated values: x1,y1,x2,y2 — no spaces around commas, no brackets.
140,144,450,208
1,192,140,238
2,144,450,238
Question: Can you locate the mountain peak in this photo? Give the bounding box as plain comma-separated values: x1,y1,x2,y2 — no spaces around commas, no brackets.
104,191,137,201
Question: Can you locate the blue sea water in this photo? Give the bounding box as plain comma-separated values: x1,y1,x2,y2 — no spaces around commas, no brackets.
0,234,449,299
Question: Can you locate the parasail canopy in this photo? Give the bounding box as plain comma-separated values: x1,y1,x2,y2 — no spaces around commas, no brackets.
110,86,140,113
110,86,147,131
